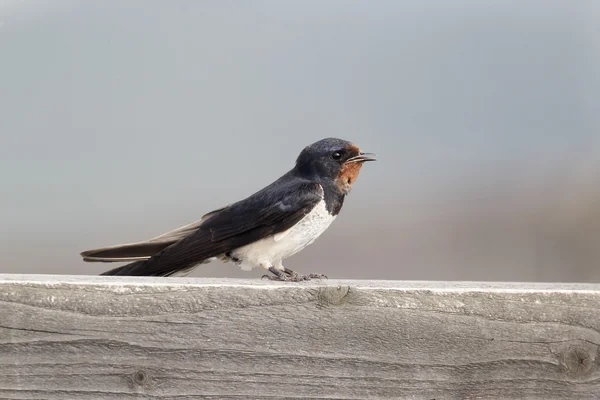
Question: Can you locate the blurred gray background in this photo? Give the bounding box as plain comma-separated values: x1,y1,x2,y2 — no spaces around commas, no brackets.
1,0,599,282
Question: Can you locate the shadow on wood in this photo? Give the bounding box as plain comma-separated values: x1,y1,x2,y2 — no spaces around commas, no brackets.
1,274,599,399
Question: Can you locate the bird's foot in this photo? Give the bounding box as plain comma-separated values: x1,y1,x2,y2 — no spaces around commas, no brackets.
283,267,328,281
261,267,327,282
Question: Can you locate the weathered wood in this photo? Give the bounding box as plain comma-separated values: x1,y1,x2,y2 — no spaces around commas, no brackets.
0,275,599,400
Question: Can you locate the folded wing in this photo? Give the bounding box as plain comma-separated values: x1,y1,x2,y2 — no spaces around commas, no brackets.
82,180,324,276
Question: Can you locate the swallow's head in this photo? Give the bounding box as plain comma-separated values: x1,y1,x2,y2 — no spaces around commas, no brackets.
295,137,376,193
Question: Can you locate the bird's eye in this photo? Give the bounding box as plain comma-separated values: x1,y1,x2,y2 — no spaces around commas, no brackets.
331,152,342,160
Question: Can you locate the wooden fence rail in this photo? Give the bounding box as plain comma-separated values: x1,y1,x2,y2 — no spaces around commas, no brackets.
0,274,599,399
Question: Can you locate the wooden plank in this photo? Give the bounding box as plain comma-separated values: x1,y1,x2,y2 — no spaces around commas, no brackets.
0,274,599,400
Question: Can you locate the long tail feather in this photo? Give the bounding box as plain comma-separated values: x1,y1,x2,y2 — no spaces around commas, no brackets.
81,241,173,262
99,261,147,276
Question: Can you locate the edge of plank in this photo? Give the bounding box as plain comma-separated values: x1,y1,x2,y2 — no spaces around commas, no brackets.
0,273,599,293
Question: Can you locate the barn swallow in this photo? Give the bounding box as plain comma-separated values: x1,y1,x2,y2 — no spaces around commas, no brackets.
80,138,376,281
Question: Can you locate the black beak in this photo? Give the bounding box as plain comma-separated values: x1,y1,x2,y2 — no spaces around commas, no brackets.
346,152,377,163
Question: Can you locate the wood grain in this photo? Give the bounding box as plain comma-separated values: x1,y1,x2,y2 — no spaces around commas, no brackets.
0,274,599,399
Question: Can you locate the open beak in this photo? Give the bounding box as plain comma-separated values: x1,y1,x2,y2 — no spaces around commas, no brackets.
346,152,377,164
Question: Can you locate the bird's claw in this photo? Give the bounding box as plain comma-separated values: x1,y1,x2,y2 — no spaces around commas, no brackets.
284,267,327,281
262,273,290,281
303,273,328,280
262,267,327,282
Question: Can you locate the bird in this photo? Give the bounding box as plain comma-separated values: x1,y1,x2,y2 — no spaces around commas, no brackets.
80,137,376,281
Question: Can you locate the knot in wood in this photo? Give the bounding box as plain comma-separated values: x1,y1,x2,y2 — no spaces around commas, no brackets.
316,285,350,307
132,369,149,386
563,347,594,377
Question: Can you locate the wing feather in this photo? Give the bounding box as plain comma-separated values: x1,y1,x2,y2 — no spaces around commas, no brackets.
94,179,324,276
80,207,226,262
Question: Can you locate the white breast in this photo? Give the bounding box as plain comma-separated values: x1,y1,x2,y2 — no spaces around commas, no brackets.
232,199,336,271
